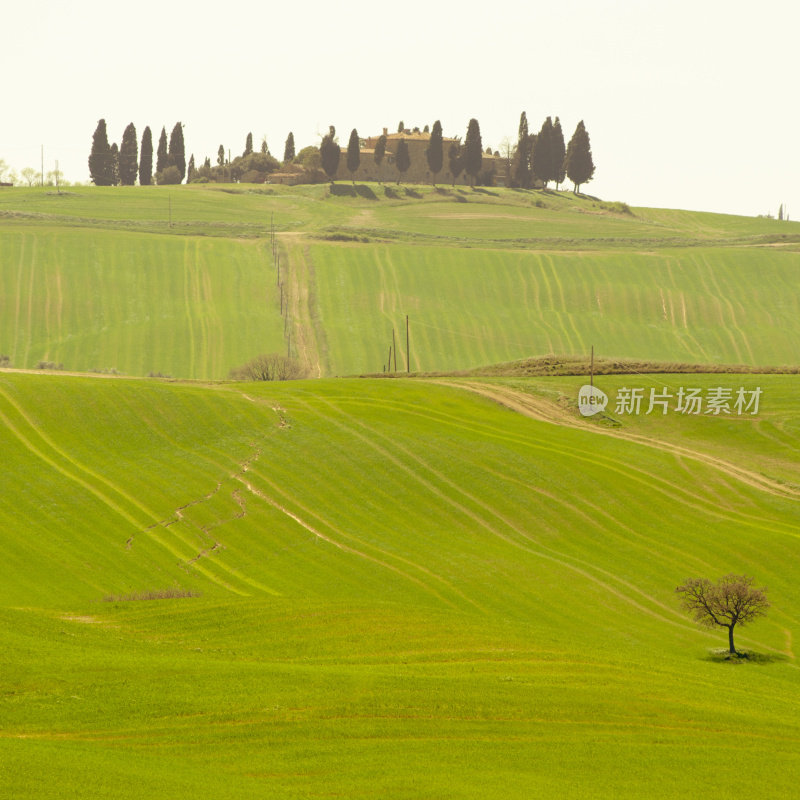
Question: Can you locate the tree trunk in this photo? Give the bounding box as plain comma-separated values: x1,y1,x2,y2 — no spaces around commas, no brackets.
728,625,736,654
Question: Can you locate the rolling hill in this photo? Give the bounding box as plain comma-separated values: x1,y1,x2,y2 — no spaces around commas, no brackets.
2,184,799,378
1,372,800,798
2,182,800,798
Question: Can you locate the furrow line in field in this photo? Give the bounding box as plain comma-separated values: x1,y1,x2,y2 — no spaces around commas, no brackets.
353,388,800,539
450,381,800,504
317,395,692,627
237,471,466,611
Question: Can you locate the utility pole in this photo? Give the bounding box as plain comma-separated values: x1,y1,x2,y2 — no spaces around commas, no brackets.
41,145,44,188
406,315,409,373
590,345,594,388
392,328,397,372
55,160,60,194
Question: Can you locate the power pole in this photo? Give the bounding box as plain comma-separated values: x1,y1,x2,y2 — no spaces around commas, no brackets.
40,145,44,188
590,345,594,388
392,328,397,372
406,315,409,373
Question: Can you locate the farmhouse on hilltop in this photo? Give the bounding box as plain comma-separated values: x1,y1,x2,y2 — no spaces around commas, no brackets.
271,127,506,186
342,128,505,185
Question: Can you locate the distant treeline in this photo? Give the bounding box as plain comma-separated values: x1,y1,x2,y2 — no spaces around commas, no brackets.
87,113,596,192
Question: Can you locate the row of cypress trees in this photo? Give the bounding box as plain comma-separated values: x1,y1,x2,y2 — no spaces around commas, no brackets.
511,113,595,192
89,120,186,186
89,115,594,190
321,116,593,191
322,118,488,186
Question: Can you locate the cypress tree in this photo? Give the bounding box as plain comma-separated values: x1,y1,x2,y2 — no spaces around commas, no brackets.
260,137,268,155
156,127,169,175
320,126,340,183
187,154,196,183
532,116,554,187
564,120,595,194
448,143,463,186
373,133,387,183
346,129,360,183
168,122,186,182
139,126,153,186
88,118,113,186
552,117,566,189
217,145,225,167
511,111,531,189
397,120,405,133
395,138,410,184
463,118,483,187
283,132,295,163
118,122,138,185
109,142,120,186
244,132,253,156
425,120,443,185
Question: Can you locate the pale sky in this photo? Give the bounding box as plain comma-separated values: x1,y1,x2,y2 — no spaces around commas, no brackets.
2,0,798,218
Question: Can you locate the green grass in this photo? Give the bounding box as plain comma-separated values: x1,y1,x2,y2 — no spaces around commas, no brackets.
311,242,800,374
2,372,800,797
2,184,800,378
0,224,285,377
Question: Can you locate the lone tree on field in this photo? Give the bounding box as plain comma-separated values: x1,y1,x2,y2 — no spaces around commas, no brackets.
395,138,410,184
320,126,341,183
564,120,595,194
425,120,443,186
346,128,360,183
676,574,769,655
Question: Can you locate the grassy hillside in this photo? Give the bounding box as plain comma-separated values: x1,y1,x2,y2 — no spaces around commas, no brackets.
2,371,800,798
2,184,800,377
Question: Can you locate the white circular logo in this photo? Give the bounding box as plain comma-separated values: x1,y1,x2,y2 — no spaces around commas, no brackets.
578,385,608,417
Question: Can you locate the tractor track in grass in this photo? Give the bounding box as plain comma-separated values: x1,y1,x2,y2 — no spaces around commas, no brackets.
335,392,800,541
437,380,800,503
281,236,325,378
312,395,701,630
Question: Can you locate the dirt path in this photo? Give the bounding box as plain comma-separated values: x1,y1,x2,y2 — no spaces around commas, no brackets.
434,380,800,502
279,235,325,378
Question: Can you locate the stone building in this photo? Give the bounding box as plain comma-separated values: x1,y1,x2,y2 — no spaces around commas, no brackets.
332,128,506,186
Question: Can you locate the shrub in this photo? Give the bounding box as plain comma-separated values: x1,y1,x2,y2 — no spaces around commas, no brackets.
0,354,10,367
156,166,182,185
34,360,64,370
229,353,307,381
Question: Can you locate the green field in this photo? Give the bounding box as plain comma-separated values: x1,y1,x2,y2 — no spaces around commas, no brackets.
2,372,800,798
2,182,800,797
2,184,799,377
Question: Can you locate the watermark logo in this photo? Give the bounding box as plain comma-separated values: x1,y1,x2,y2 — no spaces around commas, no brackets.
579,384,763,417
578,385,609,417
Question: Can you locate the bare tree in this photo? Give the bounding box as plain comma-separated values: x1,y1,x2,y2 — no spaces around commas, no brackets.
676,574,769,654
229,353,306,382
